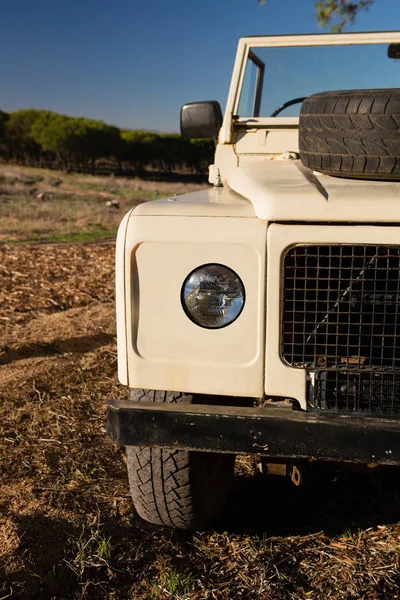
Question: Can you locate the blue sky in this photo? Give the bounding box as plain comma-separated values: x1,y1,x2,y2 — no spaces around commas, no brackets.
1,0,399,132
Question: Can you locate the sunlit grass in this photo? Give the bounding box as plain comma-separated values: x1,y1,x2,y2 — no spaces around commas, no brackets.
152,564,195,599
0,164,206,244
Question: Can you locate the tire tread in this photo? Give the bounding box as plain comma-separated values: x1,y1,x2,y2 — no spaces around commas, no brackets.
125,388,234,529
299,88,400,180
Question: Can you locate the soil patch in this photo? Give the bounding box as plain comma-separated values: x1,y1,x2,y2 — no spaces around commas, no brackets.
2,242,400,599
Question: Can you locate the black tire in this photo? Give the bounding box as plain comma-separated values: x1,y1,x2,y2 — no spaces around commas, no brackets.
299,88,400,180
125,389,235,529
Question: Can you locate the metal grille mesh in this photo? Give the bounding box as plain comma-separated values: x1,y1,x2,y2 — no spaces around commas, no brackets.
282,245,400,414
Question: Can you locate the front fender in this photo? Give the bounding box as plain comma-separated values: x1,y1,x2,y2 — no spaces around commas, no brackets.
116,209,267,397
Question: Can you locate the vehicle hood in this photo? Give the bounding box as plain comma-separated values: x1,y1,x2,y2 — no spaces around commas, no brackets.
132,187,255,218
228,160,400,222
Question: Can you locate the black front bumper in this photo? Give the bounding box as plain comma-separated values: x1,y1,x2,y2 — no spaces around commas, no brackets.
107,400,400,465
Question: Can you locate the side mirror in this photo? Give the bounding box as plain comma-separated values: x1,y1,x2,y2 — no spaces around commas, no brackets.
388,43,400,59
180,101,223,139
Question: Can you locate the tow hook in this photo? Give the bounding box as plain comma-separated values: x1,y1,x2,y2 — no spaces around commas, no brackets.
290,464,303,486
258,459,306,486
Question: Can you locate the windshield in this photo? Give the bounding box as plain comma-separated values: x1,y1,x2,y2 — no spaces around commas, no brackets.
237,42,400,118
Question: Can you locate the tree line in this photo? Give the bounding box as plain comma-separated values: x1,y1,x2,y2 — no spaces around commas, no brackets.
0,109,214,178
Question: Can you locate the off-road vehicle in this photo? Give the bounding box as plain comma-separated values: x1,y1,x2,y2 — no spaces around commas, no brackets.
107,31,400,529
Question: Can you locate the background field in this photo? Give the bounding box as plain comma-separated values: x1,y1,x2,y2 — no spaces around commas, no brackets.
0,166,205,244
2,165,400,599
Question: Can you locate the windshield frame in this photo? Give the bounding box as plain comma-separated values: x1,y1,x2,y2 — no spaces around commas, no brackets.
219,31,400,143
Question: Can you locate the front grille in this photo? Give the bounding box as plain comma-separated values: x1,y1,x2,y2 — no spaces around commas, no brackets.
311,368,400,413
282,245,400,414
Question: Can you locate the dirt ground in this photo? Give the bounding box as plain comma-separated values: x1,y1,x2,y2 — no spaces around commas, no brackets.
2,242,400,599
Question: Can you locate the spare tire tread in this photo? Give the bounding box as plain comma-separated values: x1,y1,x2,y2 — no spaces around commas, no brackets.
299,88,400,180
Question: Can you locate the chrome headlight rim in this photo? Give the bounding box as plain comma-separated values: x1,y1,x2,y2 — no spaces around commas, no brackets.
181,262,246,330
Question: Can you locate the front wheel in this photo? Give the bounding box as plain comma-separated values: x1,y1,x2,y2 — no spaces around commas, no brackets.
126,389,235,529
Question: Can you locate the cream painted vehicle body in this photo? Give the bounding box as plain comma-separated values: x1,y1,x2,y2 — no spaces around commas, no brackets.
107,31,400,530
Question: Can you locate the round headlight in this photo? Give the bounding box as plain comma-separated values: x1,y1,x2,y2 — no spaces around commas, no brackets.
181,264,245,329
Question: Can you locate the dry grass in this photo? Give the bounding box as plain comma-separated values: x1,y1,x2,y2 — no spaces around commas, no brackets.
2,243,400,599
64,172,206,198
2,167,400,599
0,165,206,243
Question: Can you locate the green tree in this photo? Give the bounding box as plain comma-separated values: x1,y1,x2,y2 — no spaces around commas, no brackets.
259,0,374,32
69,118,123,173
315,0,373,32
0,111,9,158
120,130,160,171
31,113,123,172
5,109,44,164
30,112,80,170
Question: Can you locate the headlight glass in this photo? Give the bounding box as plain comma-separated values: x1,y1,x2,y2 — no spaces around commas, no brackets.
181,264,245,329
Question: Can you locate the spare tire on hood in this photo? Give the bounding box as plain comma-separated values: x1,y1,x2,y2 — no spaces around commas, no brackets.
299,88,400,180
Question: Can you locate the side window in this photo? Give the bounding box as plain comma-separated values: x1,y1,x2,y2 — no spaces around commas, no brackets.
237,51,265,117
